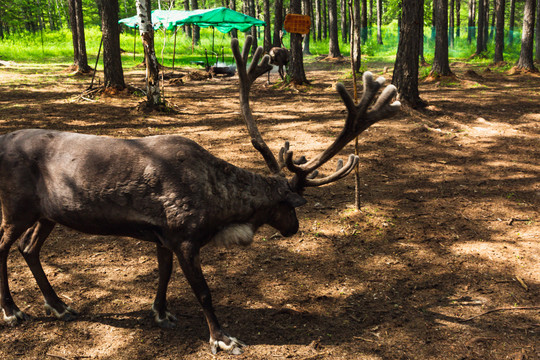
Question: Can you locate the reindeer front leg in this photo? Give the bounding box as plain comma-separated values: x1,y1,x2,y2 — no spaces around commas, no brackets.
175,242,244,355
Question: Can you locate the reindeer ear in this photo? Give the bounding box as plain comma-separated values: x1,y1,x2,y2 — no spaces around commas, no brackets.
286,192,307,207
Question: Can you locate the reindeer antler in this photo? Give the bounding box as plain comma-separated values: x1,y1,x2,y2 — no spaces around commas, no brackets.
287,72,401,191
231,36,282,174
232,37,401,191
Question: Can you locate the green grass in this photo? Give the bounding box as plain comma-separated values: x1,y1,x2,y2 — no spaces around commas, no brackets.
0,24,524,70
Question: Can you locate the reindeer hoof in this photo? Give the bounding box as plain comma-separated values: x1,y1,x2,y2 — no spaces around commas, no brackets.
151,304,177,329
44,302,78,321
210,334,245,355
2,308,30,326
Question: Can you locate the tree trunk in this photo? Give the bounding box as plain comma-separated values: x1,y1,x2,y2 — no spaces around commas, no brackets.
449,0,454,47
100,0,125,89
190,0,199,45
493,0,505,63
489,0,496,39
263,0,272,51
431,0,452,75
249,0,258,54
392,0,426,108
68,0,80,66
69,0,91,73
376,0,382,44
273,0,284,47
456,0,461,37
476,0,486,53
360,0,368,43
508,0,515,45
467,0,475,43
536,0,540,62
303,0,312,54
315,0,322,40
322,0,327,39
484,0,489,43
229,0,237,38
341,0,348,43
350,0,361,72
516,0,537,71
289,0,308,84
184,0,191,38
136,0,161,106
328,0,342,57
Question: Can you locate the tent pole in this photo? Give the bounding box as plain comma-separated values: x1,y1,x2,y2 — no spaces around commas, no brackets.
212,26,215,53
172,26,177,73
133,27,136,60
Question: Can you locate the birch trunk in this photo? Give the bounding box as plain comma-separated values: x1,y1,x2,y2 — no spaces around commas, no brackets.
136,0,161,106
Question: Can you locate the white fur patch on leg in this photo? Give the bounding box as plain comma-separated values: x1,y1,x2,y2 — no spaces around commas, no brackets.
211,224,254,247
44,302,77,319
151,303,177,327
2,308,23,325
210,335,245,355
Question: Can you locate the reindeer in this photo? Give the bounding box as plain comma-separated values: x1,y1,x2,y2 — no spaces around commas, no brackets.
267,31,290,83
0,36,400,355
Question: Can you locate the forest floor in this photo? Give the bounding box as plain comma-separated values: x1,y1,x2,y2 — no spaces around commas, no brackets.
0,57,539,360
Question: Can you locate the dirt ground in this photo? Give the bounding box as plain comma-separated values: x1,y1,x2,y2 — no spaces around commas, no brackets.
0,58,538,360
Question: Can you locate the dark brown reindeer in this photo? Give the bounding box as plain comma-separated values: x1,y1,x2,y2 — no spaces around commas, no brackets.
0,36,400,355
267,31,290,82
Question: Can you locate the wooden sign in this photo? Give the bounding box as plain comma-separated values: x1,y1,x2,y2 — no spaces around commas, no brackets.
284,14,311,35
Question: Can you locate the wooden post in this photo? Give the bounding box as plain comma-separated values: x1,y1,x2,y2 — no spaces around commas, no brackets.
172,26,177,72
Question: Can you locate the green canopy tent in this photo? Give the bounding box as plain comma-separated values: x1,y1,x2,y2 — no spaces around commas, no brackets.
119,7,265,65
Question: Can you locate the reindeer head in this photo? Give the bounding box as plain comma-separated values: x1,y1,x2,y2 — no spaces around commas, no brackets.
232,36,400,235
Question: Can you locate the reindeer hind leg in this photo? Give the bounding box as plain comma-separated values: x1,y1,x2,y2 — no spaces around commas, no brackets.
152,243,177,328
17,219,78,321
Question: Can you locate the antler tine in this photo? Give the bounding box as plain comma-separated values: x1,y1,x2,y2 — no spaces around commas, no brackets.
288,74,400,190
232,36,281,175
303,155,360,187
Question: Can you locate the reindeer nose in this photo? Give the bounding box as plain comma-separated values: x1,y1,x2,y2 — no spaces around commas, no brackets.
280,222,299,237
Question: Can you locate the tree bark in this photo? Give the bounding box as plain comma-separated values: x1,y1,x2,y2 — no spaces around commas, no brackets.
516,0,537,71
493,0,505,63
456,0,461,37
229,0,237,38
350,0,361,72
360,0,368,43
248,0,258,54
536,0,540,61
431,0,453,75
322,0,328,39
184,0,191,38
100,0,125,89
449,0,454,47
508,0,515,45
289,0,308,84
476,0,486,53
190,0,199,45
467,0,475,43
328,0,342,57
303,0,312,54
68,0,80,66
263,0,272,51
315,0,322,40
341,0,348,43
376,0,382,44
136,0,161,106
69,0,91,73
392,0,426,108
273,0,284,47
